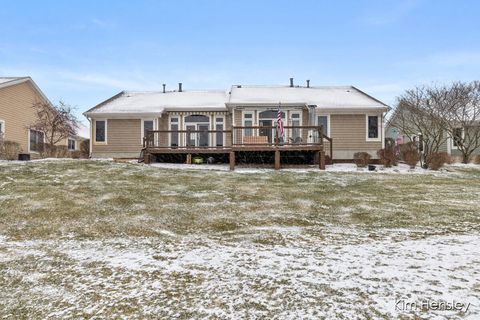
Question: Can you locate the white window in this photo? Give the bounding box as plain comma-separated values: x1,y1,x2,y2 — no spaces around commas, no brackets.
243,112,254,136
452,128,464,149
215,117,224,146
94,120,107,144
366,115,381,141
141,119,155,145
67,138,76,151
291,112,302,140
29,129,45,153
169,117,179,147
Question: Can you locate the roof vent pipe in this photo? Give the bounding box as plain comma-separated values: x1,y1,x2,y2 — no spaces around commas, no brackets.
306,80,310,88
289,78,294,87
178,82,183,92
162,84,166,93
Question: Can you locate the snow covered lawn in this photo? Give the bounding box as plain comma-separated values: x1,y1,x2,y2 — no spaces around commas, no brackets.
0,160,479,319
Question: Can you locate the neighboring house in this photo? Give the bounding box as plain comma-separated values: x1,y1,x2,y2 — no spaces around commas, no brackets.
386,110,480,161
0,76,85,158
84,80,389,167
67,123,89,152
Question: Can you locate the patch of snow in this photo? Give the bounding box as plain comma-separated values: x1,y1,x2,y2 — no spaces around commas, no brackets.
1,232,478,318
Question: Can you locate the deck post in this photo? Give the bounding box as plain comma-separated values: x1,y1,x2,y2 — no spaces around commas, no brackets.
186,153,192,164
229,151,235,171
144,152,151,164
274,150,280,170
319,150,325,170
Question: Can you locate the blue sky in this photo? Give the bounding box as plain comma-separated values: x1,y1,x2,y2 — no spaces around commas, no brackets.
1,0,479,126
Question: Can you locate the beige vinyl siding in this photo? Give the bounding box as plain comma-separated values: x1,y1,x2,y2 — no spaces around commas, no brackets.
158,116,169,147
234,109,242,126
91,119,142,158
0,82,45,154
330,114,383,159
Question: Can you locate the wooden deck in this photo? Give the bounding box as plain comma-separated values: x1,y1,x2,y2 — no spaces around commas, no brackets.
143,125,331,170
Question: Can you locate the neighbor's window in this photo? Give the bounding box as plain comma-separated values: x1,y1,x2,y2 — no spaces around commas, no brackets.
0,120,4,136
244,113,253,136
453,128,463,147
95,120,106,142
29,129,44,152
367,115,379,139
317,116,328,136
68,138,76,151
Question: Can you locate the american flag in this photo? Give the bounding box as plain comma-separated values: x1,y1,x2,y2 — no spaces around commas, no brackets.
277,104,284,139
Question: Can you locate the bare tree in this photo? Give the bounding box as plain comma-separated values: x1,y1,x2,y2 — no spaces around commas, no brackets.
442,81,480,163
30,101,79,157
391,85,449,167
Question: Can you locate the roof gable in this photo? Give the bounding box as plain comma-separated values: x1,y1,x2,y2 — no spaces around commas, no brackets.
0,77,50,104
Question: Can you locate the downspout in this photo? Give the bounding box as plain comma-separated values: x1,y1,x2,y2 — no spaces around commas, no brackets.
88,117,93,158
381,112,385,149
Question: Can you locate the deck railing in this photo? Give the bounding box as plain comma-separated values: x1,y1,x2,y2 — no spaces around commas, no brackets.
143,125,326,149
143,129,233,149
231,125,323,147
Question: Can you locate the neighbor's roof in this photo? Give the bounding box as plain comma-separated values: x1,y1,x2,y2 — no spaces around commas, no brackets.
0,76,50,104
0,77,30,87
84,90,229,116
228,85,389,110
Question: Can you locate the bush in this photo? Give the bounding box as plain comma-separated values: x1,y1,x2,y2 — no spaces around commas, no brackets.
427,152,448,170
400,142,420,169
80,139,90,158
41,144,70,158
0,140,22,160
70,150,82,159
377,148,397,168
353,152,371,167
474,155,480,164
444,153,454,165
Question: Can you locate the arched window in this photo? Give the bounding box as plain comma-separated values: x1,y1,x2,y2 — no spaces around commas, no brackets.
184,115,209,123
259,110,285,119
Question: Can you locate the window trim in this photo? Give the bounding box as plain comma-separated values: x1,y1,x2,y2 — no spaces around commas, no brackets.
168,115,180,147
214,115,225,147
366,114,381,142
242,111,255,137
289,111,303,141
67,138,76,151
93,119,107,145
317,114,330,137
141,118,156,145
28,129,45,154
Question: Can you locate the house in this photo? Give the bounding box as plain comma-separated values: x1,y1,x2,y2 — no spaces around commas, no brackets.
386,110,480,162
84,79,389,168
0,77,86,159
